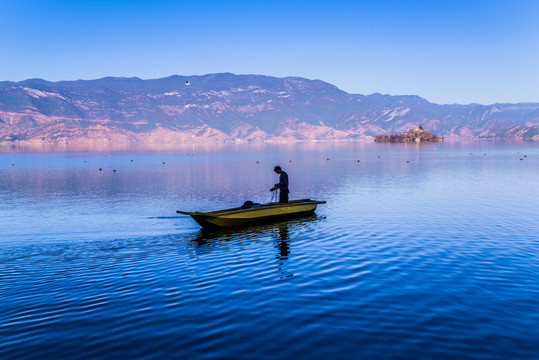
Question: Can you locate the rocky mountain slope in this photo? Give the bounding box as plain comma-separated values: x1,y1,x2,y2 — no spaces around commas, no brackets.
0,73,538,144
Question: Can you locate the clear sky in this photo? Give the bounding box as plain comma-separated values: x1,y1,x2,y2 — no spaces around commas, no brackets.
1,0,538,104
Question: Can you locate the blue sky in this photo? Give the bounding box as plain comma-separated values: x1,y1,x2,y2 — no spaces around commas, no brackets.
1,0,538,104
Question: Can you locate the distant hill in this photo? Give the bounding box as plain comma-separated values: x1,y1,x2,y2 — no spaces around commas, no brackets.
0,73,538,144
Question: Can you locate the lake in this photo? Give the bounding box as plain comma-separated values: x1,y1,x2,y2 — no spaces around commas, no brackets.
1,142,538,359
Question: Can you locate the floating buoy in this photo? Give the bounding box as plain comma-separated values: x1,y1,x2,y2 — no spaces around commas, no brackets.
406,161,409,163
99,168,102,171
357,160,360,162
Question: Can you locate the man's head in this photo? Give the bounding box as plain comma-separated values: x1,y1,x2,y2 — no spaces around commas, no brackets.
274,166,282,174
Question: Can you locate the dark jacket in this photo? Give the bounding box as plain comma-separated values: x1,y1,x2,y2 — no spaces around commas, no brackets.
277,171,289,193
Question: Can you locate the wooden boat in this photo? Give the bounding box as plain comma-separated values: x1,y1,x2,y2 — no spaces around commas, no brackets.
177,199,326,229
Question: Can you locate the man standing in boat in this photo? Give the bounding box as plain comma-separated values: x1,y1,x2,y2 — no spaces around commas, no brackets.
270,166,289,203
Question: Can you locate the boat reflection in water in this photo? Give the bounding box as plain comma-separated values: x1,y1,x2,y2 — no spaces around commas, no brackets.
189,215,323,278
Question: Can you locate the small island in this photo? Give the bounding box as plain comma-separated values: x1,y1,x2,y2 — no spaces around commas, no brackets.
374,125,443,143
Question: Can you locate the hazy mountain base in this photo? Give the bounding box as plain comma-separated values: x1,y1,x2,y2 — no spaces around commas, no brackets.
1,74,538,144
1,120,536,146
0,121,372,145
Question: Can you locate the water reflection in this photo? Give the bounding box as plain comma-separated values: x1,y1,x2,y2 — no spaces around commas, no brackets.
273,222,292,279
188,217,322,279
189,215,320,253
274,222,290,261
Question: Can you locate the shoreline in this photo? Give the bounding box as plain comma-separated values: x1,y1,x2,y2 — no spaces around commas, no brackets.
1,137,535,155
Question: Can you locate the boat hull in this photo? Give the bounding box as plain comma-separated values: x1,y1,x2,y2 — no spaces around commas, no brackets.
178,199,325,230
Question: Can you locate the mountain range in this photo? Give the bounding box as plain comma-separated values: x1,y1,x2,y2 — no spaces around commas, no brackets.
1,73,538,144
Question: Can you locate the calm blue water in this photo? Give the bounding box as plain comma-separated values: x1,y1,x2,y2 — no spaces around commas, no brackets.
1,142,538,359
